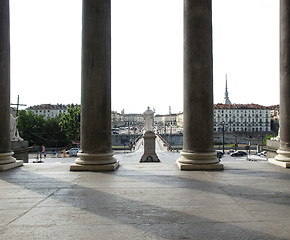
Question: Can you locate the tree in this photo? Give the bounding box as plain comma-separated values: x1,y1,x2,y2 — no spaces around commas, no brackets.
59,104,80,142
17,110,46,146
42,117,69,147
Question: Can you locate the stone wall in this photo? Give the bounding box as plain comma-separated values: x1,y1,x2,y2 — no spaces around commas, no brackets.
112,134,141,147
214,131,275,145
160,131,275,146
264,140,280,158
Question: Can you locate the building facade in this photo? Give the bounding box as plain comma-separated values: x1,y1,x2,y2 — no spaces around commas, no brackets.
214,104,271,132
155,114,177,126
176,113,184,128
111,111,124,128
176,104,271,132
27,104,70,119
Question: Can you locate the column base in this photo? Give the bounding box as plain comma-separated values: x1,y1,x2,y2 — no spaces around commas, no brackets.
0,152,23,171
268,149,290,168
0,160,23,171
70,152,119,171
177,151,223,171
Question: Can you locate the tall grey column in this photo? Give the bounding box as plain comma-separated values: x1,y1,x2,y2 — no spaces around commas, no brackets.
270,0,290,168
177,0,223,170
70,0,118,171
0,0,23,171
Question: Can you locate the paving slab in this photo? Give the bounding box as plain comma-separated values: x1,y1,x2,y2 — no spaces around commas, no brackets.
0,148,290,240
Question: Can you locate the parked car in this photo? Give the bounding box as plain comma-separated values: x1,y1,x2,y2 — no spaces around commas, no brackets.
67,148,80,156
257,151,267,156
230,151,247,157
227,149,235,154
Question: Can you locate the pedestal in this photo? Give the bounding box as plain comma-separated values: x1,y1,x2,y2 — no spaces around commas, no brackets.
140,131,160,162
11,141,29,163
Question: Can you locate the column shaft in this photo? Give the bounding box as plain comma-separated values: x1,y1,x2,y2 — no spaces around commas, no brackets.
177,0,222,170
0,1,23,170
70,0,118,171
272,0,290,166
0,0,11,156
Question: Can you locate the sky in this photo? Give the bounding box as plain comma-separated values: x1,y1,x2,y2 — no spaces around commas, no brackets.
9,0,280,115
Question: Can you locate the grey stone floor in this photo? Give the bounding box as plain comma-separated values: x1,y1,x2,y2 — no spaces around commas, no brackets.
0,143,290,239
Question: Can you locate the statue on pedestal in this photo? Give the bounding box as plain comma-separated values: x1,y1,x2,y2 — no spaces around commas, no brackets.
10,113,23,142
143,107,154,132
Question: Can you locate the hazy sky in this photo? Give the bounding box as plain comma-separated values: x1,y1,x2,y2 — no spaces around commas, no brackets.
10,0,279,114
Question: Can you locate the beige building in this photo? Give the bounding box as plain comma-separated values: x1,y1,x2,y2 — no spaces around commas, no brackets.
176,104,271,132
176,113,184,127
214,104,271,132
27,104,70,119
268,104,280,120
111,111,124,128
154,114,177,126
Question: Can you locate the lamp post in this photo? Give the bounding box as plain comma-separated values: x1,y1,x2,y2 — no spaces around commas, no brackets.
222,121,225,154
220,121,228,154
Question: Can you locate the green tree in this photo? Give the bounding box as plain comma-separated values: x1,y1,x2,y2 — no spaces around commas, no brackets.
17,110,46,146
43,117,69,147
59,104,80,142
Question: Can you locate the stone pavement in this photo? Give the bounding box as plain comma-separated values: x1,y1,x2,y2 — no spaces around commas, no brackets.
0,144,290,239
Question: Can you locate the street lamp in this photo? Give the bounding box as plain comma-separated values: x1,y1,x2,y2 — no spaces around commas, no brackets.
219,121,228,154
222,121,225,154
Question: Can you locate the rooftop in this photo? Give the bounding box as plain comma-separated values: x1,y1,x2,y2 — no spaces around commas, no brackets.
27,104,72,110
215,103,269,110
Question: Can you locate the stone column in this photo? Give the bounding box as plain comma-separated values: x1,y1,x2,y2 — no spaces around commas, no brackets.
0,0,23,171
177,0,223,170
70,0,118,171
269,0,290,168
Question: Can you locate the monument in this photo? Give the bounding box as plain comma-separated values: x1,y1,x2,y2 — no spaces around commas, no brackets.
140,107,160,163
10,110,29,163
10,113,23,142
